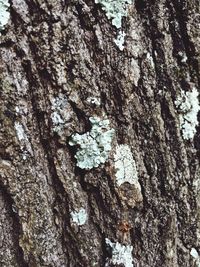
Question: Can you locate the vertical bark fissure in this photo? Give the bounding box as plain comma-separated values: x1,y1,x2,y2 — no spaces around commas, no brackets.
0,180,28,267
0,0,199,266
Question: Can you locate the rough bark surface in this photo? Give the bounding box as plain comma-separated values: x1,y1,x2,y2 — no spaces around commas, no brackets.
0,0,200,266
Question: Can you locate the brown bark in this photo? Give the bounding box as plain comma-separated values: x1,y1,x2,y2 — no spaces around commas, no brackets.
0,0,200,266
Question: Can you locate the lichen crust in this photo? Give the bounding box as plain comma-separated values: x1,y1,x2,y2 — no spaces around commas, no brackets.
69,117,115,169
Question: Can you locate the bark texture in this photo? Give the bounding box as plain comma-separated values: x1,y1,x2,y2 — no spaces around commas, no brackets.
0,0,200,266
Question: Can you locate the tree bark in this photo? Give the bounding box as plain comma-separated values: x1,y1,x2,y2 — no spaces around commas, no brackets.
0,0,200,266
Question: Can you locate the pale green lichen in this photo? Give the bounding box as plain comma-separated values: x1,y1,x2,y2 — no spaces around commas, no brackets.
190,248,200,267
105,238,134,267
0,0,10,33
69,117,115,169
95,0,132,29
71,208,87,226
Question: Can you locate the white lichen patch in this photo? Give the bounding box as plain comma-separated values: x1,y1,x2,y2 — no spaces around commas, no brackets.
190,248,200,267
51,111,64,126
0,0,10,32
95,0,132,29
50,94,71,132
175,87,200,140
71,208,87,226
105,238,134,267
69,117,115,169
178,51,188,63
114,30,126,51
126,58,141,86
14,121,31,160
87,97,101,106
146,52,155,68
15,122,27,142
114,145,138,186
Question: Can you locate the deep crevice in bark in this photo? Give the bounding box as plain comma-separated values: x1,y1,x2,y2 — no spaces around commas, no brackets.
0,180,28,267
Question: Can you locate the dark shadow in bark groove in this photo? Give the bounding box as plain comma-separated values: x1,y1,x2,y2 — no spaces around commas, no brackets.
0,180,29,267
171,0,200,85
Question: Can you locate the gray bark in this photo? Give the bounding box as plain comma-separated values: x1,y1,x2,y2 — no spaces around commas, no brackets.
0,0,200,266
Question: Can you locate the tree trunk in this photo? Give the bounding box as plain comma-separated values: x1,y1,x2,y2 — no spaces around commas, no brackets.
0,0,200,266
